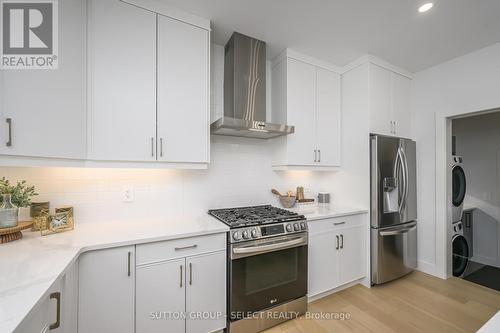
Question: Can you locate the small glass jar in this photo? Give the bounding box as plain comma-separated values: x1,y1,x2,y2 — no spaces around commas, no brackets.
0,193,19,228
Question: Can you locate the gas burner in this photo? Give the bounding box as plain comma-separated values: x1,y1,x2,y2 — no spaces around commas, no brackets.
208,205,305,228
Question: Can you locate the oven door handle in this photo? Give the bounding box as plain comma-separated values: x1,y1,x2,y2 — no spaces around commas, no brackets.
233,237,306,256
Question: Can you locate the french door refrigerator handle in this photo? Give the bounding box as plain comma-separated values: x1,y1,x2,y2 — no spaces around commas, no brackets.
400,147,410,214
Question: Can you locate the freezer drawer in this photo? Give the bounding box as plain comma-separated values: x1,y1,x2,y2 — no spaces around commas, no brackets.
371,221,417,285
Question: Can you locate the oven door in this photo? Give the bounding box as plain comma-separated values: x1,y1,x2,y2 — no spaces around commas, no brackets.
229,233,308,319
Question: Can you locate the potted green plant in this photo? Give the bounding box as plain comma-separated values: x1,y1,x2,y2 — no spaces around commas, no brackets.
0,177,37,228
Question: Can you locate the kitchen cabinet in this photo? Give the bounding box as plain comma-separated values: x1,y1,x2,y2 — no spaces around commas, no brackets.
89,0,210,164
14,265,75,333
0,0,86,160
78,246,135,333
136,258,186,333
369,64,412,138
88,0,156,161
157,15,209,163
135,234,226,333
185,252,226,333
272,51,341,169
307,214,366,298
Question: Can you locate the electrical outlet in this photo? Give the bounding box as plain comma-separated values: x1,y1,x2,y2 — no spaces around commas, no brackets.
122,185,134,202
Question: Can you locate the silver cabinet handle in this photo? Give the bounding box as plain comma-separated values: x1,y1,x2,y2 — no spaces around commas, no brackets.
314,149,317,162
336,235,339,250
318,149,321,163
175,244,197,251
180,265,183,288
333,221,346,226
6,118,12,147
151,137,154,157
394,121,397,135
127,251,131,277
340,234,344,249
189,262,192,285
160,138,163,157
49,292,61,330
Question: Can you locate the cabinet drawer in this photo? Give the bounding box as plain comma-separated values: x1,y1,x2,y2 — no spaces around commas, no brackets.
136,233,226,265
308,214,365,234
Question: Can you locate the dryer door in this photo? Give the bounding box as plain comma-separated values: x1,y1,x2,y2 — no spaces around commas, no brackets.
452,165,466,207
452,235,469,277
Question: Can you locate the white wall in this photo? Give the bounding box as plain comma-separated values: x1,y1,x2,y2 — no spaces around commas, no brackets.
1,135,339,223
412,42,500,276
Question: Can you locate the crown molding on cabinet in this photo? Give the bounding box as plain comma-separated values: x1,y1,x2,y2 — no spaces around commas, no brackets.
121,0,211,30
341,55,414,79
272,49,343,74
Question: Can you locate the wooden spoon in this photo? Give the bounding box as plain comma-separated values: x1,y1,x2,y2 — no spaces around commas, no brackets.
271,189,283,196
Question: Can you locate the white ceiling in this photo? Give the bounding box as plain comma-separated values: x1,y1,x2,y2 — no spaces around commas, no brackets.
160,0,500,72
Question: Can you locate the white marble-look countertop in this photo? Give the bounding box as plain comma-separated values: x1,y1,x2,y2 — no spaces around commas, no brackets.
290,204,368,221
0,215,228,333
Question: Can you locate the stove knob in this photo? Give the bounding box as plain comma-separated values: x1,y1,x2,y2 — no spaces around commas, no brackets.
251,228,258,238
242,230,250,239
300,222,307,230
286,224,293,232
293,223,300,231
232,231,241,241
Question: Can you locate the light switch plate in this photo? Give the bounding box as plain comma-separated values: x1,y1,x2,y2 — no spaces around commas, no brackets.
122,185,134,202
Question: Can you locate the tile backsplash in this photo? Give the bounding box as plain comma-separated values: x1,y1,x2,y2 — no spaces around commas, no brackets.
1,136,338,224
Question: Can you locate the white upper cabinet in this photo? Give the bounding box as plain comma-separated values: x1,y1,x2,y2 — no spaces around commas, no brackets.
272,51,341,169
316,67,341,166
88,0,157,162
369,64,412,138
89,0,210,165
283,58,317,166
0,0,86,159
157,15,209,163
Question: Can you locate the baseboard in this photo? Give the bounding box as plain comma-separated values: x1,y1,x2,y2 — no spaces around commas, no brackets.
307,277,365,303
417,260,439,277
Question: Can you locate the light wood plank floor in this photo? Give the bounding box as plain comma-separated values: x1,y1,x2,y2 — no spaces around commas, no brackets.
263,271,500,333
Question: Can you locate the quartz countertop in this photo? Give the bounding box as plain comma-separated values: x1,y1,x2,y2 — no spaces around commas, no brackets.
290,204,368,221
0,215,228,333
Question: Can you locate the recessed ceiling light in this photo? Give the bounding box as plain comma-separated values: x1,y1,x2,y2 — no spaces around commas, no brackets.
418,2,434,13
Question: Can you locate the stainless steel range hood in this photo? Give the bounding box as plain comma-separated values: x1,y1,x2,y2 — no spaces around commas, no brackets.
210,32,294,139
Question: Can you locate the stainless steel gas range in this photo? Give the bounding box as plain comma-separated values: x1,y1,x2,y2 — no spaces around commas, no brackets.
208,205,308,333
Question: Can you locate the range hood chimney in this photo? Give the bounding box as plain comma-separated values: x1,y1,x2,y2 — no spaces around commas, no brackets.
210,32,294,139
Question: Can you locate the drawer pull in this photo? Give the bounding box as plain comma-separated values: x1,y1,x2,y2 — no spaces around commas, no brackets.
175,244,198,251
333,221,346,226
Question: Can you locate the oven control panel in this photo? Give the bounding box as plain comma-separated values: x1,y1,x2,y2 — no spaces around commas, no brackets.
230,221,308,243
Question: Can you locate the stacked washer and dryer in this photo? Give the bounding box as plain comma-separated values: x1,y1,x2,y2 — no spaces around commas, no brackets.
451,155,470,277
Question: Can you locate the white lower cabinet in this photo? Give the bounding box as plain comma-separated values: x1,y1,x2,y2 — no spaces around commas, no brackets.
78,246,135,333
14,263,76,333
136,251,226,333
308,215,366,298
185,252,226,333
136,258,186,333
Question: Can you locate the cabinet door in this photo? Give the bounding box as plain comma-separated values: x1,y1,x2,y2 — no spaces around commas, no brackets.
339,226,366,285
14,279,62,333
286,58,317,165
186,251,226,333
369,64,392,136
308,230,339,297
316,68,341,166
391,73,412,138
78,246,135,333
136,258,186,333
89,0,156,161
157,15,209,163
0,0,86,159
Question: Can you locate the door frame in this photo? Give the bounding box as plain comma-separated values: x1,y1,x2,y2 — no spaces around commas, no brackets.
435,107,500,278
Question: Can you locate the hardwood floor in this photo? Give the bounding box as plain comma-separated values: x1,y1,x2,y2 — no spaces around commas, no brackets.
263,271,500,333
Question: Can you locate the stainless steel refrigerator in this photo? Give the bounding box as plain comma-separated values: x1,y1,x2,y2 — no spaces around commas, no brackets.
370,134,417,285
